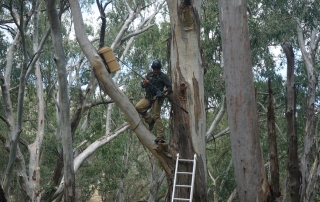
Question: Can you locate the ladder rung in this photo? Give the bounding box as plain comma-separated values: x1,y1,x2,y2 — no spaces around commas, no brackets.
176,184,192,188
177,172,193,174
173,198,190,201
178,159,194,162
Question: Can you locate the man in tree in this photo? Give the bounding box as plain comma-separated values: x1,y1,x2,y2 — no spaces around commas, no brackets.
135,59,172,143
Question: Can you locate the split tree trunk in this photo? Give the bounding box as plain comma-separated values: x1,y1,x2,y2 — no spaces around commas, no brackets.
218,0,269,201
166,0,207,201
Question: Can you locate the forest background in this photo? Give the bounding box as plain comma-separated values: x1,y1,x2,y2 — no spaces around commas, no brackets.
0,0,320,201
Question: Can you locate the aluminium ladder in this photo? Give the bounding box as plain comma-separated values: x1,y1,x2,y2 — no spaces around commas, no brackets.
171,153,197,202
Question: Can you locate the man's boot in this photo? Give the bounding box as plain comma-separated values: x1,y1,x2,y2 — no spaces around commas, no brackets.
149,119,155,131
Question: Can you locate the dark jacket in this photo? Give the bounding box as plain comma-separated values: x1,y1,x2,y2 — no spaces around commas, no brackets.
143,72,172,97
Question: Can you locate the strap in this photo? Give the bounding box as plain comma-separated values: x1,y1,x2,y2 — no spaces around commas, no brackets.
131,119,142,131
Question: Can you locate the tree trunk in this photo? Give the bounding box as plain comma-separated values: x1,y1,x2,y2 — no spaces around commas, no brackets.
166,0,207,201
148,155,159,202
296,22,319,202
267,79,280,199
281,42,300,202
96,0,108,49
218,0,269,201
1,6,50,198
27,1,44,200
1,31,20,196
2,6,31,192
45,0,75,200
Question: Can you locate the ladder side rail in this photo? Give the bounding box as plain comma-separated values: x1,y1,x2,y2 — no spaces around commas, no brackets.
171,153,180,202
189,154,197,201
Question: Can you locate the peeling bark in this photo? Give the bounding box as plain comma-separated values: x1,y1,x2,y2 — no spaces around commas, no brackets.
296,20,320,202
166,0,207,201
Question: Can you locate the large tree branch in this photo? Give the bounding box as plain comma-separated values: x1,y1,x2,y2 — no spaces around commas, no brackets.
51,122,130,200
0,115,10,127
119,1,164,52
0,20,14,26
111,0,165,50
111,2,137,50
120,24,155,43
123,0,133,13
0,25,16,37
310,28,320,57
296,19,314,75
25,27,51,77
227,189,237,202
206,96,226,141
206,127,230,143
0,134,29,151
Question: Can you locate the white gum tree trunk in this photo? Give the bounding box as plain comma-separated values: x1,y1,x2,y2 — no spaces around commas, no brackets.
45,0,75,200
2,9,30,195
1,1,50,198
296,20,320,202
1,31,21,197
166,0,207,201
28,1,44,200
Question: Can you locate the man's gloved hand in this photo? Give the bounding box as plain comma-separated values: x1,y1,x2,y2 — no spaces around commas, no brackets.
142,78,149,87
